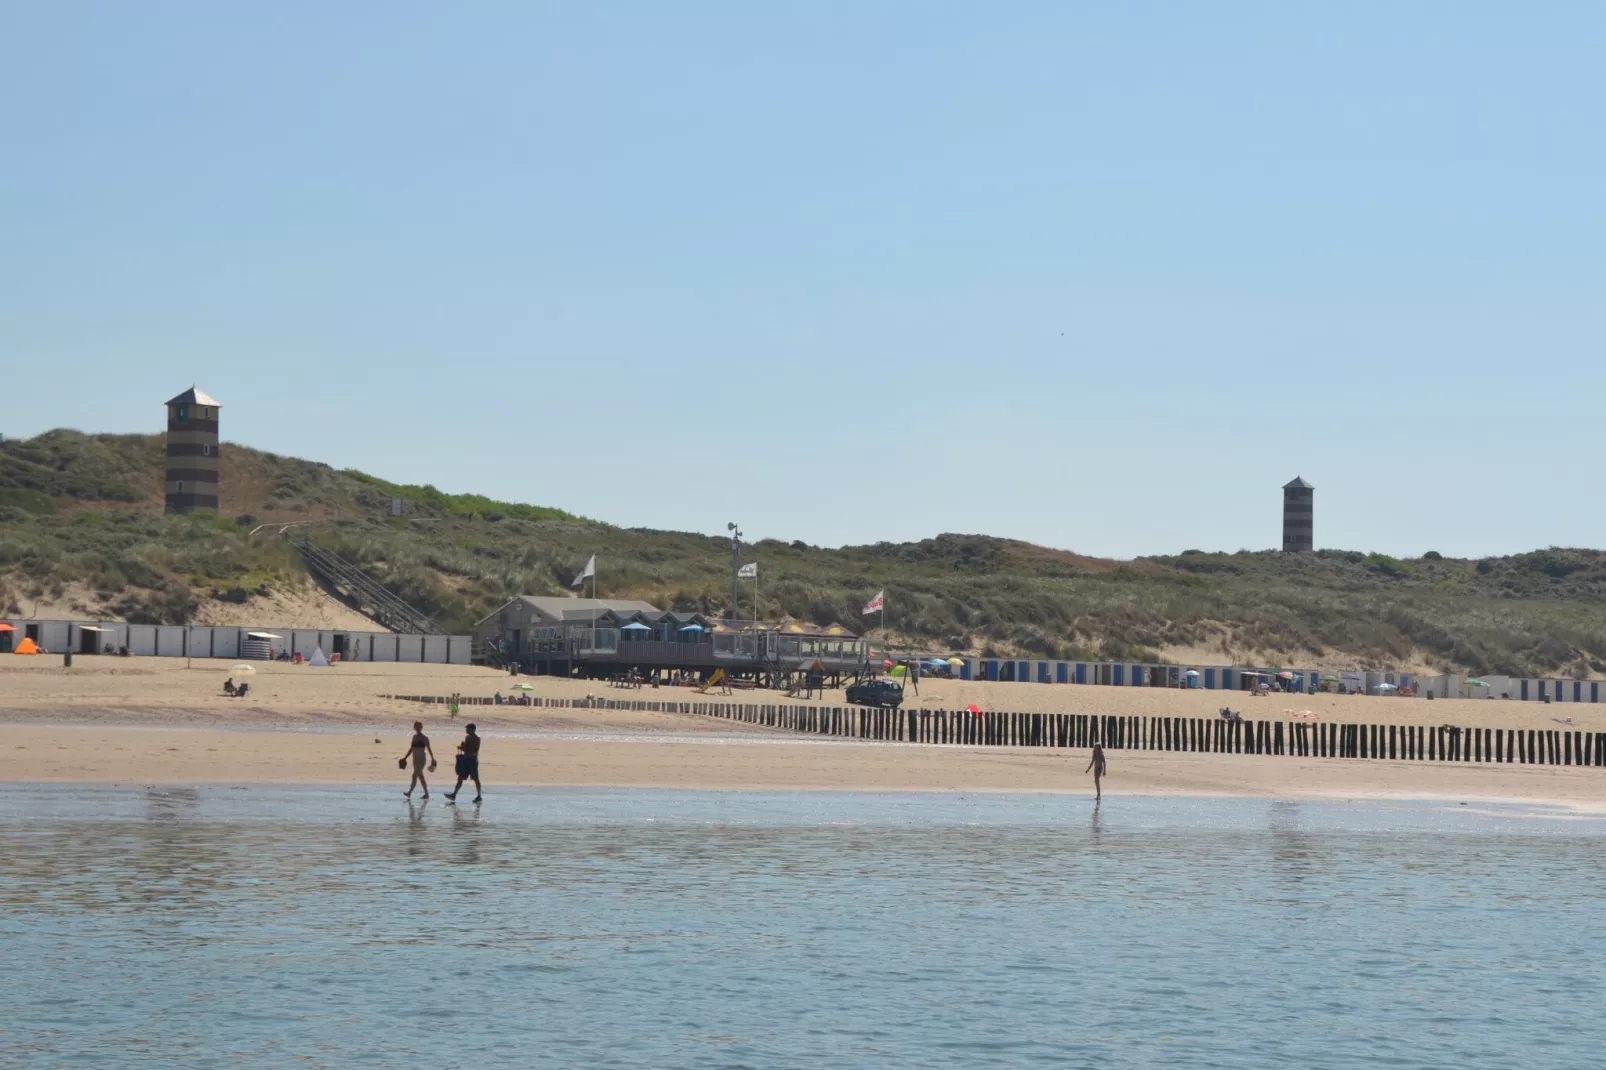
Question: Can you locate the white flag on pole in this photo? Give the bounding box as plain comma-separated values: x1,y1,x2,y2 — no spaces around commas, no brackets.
571,554,596,589
737,562,758,579
862,590,884,615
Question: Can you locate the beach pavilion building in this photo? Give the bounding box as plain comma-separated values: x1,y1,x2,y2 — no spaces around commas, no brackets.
474,596,865,681
474,596,710,676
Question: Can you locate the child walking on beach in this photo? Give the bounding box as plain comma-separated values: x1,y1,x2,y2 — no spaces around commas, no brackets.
1085,742,1106,800
401,721,437,798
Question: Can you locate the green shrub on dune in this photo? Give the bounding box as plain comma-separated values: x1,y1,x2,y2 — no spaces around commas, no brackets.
3,430,1606,678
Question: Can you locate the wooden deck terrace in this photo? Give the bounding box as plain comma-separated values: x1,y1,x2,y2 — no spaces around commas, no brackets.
523,637,864,678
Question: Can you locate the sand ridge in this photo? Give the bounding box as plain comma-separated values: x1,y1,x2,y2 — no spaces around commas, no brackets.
2,655,1598,732
1,656,1602,807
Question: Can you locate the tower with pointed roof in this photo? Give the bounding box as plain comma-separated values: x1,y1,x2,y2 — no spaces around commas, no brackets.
1282,476,1313,552
164,387,222,513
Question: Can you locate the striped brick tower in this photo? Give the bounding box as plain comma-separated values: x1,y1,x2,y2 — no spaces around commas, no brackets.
164,387,222,513
1282,476,1313,552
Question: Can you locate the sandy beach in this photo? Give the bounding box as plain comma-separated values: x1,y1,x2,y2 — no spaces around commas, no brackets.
2,656,1603,807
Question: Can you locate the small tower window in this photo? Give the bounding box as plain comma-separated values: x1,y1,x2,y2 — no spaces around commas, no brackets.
177,481,185,493
176,405,189,423
201,444,210,456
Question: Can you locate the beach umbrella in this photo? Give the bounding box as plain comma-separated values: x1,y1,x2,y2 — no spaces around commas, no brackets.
1464,678,1488,688
883,659,894,668
231,664,256,675
621,622,650,631
1373,682,1398,691
1322,674,1339,681
928,658,948,667
511,683,537,691
890,665,907,678
947,657,964,668
678,623,704,632
1277,671,1296,680
966,704,982,716
1185,669,1200,677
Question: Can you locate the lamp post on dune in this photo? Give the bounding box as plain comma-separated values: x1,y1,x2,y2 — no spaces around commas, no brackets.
727,522,742,621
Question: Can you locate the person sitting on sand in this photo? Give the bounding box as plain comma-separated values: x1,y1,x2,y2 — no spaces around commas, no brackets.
401,721,437,798
235,681,249,699
223,678,237,697
444,724,483,805
1084,742,1107,801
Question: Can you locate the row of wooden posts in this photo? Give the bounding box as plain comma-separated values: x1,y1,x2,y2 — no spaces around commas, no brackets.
384,694,1606,767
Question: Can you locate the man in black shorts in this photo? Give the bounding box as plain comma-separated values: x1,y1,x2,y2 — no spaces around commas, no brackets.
444,723,483,804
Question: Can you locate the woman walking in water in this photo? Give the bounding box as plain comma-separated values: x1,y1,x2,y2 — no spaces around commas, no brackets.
401,720,437,798
1084,742,1107,800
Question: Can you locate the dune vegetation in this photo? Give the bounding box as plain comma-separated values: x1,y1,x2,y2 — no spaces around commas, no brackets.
4,429,1606,677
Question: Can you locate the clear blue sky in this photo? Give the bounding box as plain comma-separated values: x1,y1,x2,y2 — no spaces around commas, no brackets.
3,2,1602,559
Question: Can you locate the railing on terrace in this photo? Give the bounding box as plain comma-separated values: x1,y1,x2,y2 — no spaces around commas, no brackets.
615,639,715,665
573,628,620,654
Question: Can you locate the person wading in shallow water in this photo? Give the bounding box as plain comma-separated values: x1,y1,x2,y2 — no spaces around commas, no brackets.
444,724,483,804
401,721,437,798
1084,742,1107,800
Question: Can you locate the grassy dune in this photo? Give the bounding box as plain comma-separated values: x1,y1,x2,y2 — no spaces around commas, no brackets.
4,430,1606,677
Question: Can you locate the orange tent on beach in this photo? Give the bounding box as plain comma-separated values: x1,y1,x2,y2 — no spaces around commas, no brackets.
13,637,39,655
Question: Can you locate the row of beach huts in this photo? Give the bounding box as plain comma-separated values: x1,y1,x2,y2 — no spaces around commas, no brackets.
921,657,1599,704
3,616,1600,705
0,619,471,665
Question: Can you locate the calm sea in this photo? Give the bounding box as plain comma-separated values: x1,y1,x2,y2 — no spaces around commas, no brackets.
2,787,1603,1068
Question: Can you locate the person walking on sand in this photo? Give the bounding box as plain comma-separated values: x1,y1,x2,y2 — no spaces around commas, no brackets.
443,723,483,804
401,720,437,798
1084,742,1107,800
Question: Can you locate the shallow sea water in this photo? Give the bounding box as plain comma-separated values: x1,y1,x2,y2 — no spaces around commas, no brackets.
2,787,1603,1068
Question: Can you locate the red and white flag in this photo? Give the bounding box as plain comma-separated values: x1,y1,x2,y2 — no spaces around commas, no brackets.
862,590,884,616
